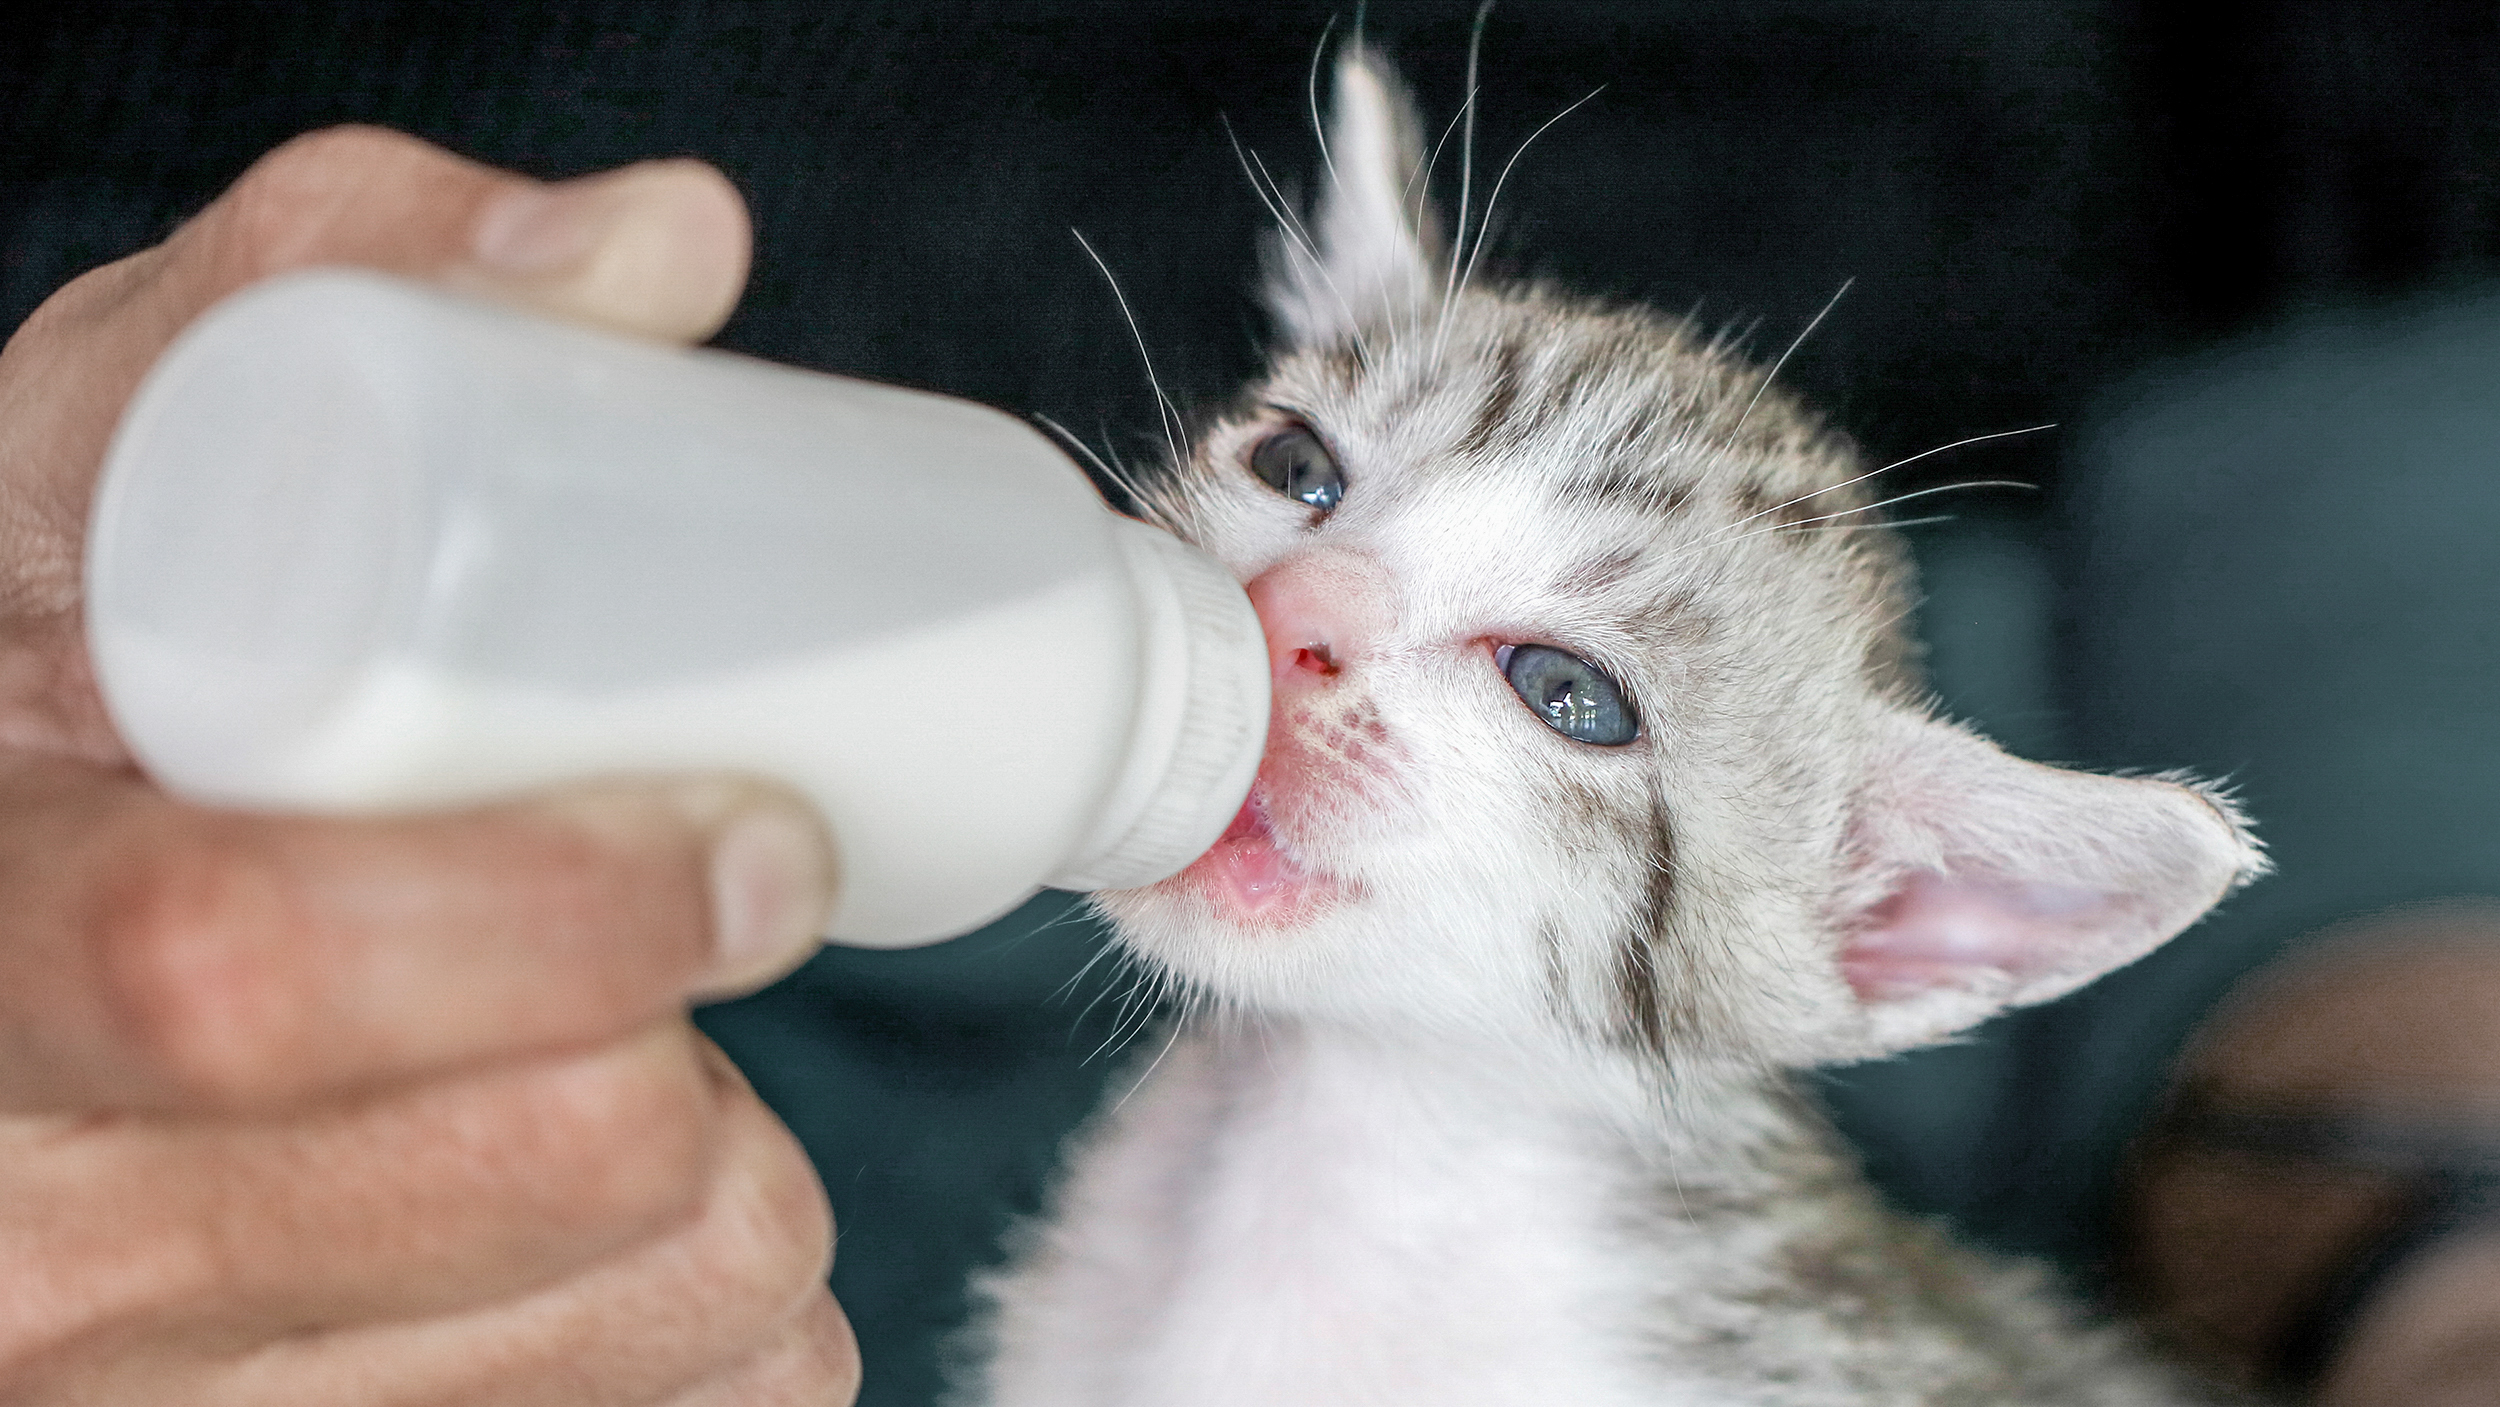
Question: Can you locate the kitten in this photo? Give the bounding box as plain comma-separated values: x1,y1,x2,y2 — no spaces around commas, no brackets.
966,47,2262,1406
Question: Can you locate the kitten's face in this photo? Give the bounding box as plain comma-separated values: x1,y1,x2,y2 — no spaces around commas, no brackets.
1097,51,2260,1071
1103,290,1906,1068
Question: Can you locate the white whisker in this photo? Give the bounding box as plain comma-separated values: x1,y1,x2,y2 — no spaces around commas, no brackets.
1074,967,1141,1060
1032,412,1157,522
1783,513,1958,535
1308,15,1342,197
1088,957,1168,1068
1866,423,2057,480
1224,116,1374,362
1412,98,1471,255
1446,0,1495,304
1459,84,1604,292
1071,228,1188,470
1111,1009,1193,1111
1431,2,1495,356
1222,115,1310,255
1732,277,1852,439
1726,480,2034,542
1715,423,2054,540
1058,937,1130,1018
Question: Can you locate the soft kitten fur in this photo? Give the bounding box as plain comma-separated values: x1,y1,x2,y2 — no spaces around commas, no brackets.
965,48,2263,1406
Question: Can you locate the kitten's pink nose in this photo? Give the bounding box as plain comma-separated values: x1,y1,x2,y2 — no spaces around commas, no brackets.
1245,551,1387,693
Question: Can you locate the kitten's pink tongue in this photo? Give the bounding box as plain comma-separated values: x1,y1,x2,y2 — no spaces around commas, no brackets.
1183,786,1312,918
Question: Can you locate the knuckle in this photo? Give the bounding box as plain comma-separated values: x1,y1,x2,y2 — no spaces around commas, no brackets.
688,1109,834,1316
6,247,157,349
498,1036,716,1235
784,1290,863,1405
672,1291,860,1407
211,125,442,279
86,829,307,1105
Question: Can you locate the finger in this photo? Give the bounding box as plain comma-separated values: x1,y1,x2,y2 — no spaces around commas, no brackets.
0,1023,725,1363
0,757,833,1112
161,1047,839,1407
664,1291,863,1407
74,124,749,351
149,124,752,341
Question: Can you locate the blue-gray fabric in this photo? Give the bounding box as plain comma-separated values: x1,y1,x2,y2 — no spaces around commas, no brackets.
1829,285,2500,1276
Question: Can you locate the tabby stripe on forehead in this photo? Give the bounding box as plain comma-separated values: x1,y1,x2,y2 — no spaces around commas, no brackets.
1603,399,1661,462
1454,337,1528,456
1558,465,1694,518
1316,340,1367,390
1554,544,1645,598
1543,342,1614,423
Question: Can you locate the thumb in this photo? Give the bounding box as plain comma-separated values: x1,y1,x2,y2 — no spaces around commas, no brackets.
166,124,752,342
0,127,751,683
455,156,753,342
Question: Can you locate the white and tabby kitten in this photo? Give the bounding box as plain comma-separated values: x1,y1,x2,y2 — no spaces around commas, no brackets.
967,47,2262,1407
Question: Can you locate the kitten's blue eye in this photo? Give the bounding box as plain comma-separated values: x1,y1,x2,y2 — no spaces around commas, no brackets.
1497,644,1639,746
1249,425,1345,512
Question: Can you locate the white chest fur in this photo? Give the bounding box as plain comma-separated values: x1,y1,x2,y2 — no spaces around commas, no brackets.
970,1023,1686,1406
964,1020,2202,1407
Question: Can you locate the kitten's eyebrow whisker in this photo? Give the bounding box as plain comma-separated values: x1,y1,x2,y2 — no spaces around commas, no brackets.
1412,95,1472,282
1224,117,1375,364
1071,228,1189,470
1253,151,1378,367
1434,0,1496,357
1713,461,1886,540
1728,479,2034,542
1864,423,2056,481
1224,116,1312,255
1308,14,1342,198
1731,277,1853,440
1713,423,2054,541
1445,3,1493,294
1788,513,1959,535
1032,412,1160,523
1458,83,1605,293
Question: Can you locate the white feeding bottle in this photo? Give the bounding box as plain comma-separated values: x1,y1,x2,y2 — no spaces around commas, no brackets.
86,270,1268,947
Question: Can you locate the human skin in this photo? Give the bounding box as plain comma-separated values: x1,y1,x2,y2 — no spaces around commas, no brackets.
2124,912,2500,1406
0,127,860,1405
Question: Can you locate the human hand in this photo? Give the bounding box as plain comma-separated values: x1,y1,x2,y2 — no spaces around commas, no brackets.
0,128,859,1404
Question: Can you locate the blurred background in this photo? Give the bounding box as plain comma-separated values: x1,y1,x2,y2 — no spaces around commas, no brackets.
9,3,2499,1402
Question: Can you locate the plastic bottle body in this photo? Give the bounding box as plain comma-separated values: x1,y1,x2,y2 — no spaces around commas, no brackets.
87,272,1268,946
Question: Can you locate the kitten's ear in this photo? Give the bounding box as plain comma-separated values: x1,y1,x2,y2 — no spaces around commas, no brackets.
1266,44,1446,346
1834,711,2266,1052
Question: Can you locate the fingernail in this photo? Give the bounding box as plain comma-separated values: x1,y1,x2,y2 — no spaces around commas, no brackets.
471,179,615,275
704,800,838,994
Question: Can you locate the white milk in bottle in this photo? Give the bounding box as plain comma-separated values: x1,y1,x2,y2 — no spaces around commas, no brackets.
86,271,1268,946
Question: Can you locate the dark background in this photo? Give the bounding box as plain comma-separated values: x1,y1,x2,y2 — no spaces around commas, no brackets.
11,4,2500,1403
17,2,2500,501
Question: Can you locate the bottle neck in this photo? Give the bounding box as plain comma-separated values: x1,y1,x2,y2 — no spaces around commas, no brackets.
1050,517,1268,892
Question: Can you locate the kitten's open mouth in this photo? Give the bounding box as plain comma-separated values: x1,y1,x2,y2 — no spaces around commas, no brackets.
1174,783,1339,922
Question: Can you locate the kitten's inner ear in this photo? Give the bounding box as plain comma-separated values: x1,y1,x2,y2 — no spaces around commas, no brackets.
1267,45,1447,347
1835,713,2266,1054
